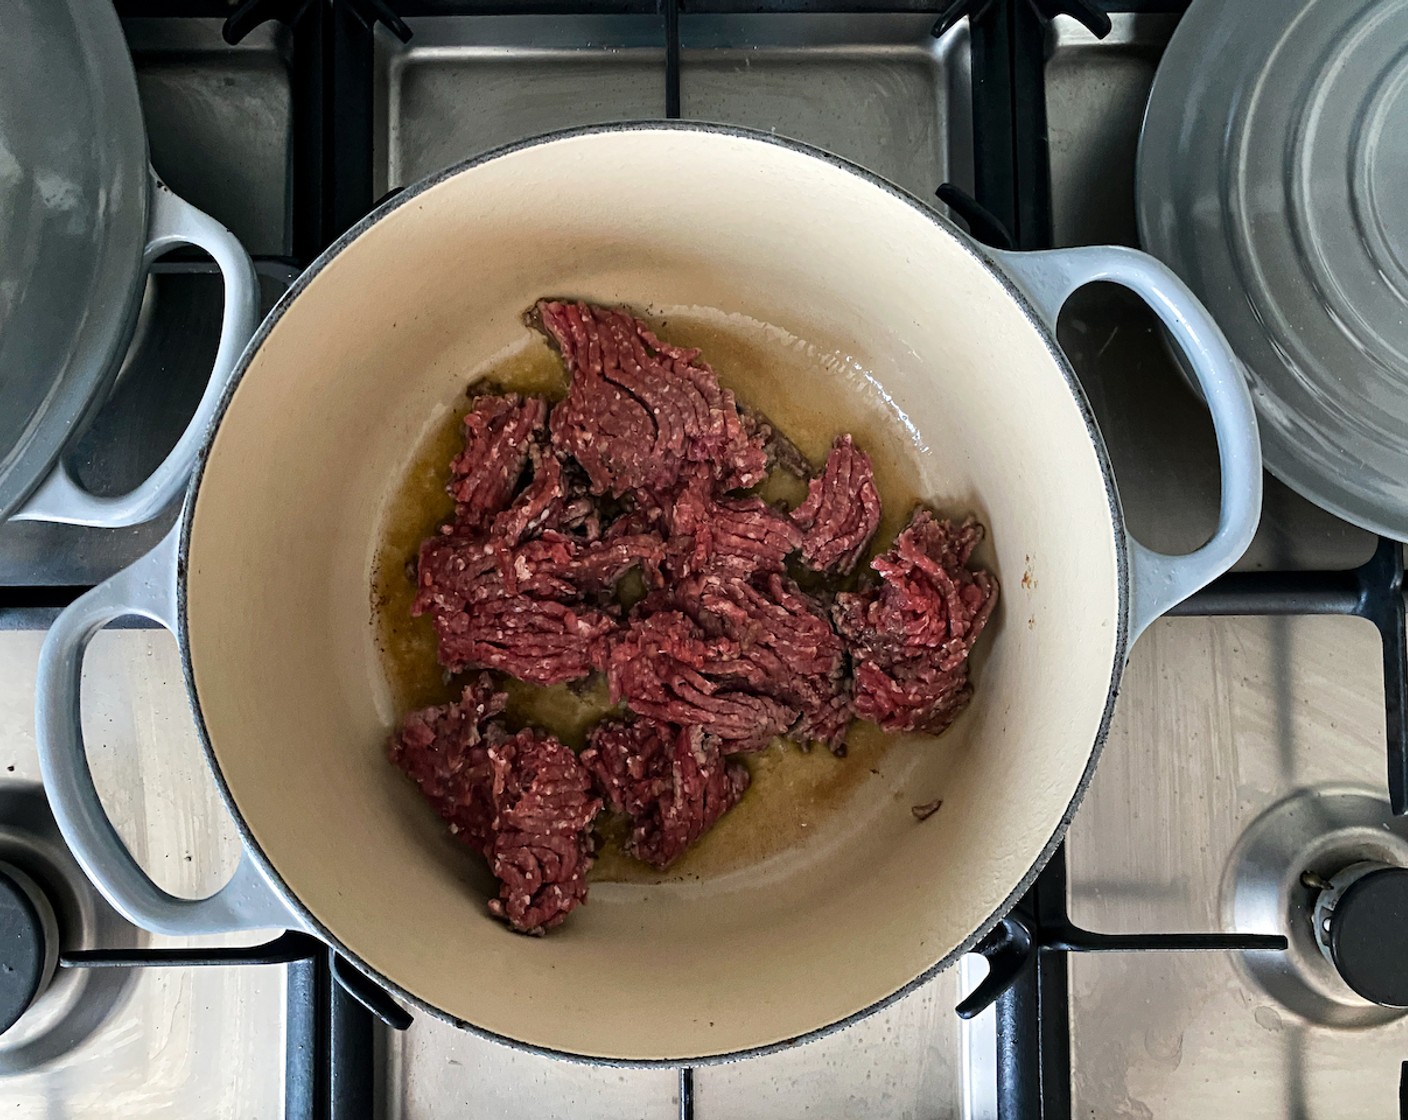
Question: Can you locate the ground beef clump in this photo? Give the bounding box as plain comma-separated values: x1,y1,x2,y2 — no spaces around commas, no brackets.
491,440,600,546
605,570,851,753
483,729,602,933
413,420,666,688
388,675,508,849
833,510,998,733
537,300,768,496
389,299,999,935
605,610,797,749
602,461,847,751
388,677,602,933
447,394,548,532
414,528,661,685
581,717,750,869
686,570,850,751
655,466,802,578
414,532,618,685
791,434,882,576
415,393,640,685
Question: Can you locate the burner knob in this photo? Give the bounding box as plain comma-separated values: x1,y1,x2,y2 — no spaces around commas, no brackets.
0,862,59,1035
1311,861,1408,1007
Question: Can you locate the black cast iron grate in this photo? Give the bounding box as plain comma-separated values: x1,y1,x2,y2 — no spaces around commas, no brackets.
26,1,1408,1117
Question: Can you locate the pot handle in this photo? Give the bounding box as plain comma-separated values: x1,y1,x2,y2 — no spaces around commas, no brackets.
34,523,301,936
11,172,258,528
989,245,1262,643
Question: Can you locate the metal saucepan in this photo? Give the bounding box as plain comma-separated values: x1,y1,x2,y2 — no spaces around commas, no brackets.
35,125,1261,1062
0,0,255,526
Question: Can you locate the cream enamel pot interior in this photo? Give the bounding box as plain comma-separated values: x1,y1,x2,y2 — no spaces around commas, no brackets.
34,125,1262,1063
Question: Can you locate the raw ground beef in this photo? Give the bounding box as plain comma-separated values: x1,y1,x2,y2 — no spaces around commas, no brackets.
605,568,850,753
414,528,661,685
649,465,802,578
388,674,507,851
389,299,999,934
447,394,548,531
602,464,845,750
388,677,602,933
833,510,998,733
581,717,750,869
536,300,768,496
605,610,797,749
420,390,637,685
483,729,602,933
491,440,600,546
685,570,851,751
791,434,882,576
496,531,666,598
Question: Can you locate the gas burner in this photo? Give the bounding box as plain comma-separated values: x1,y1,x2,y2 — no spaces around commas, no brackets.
0,781,134,1072
1223,785,1408,1028
0,862,58,1035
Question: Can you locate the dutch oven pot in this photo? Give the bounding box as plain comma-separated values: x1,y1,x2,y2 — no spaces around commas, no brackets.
35,125,1261,1063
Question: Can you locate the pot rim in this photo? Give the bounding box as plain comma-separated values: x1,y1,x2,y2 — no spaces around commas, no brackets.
175,120,1131,1066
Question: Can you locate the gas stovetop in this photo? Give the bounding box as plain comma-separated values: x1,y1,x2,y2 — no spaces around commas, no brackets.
2,3,1406,1118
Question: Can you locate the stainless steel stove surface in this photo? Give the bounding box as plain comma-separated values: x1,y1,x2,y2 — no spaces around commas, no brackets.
2,4,1405,1118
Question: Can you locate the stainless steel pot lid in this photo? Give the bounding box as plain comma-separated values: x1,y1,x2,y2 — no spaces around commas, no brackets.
0,0,149,519
1137,0,1408,539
